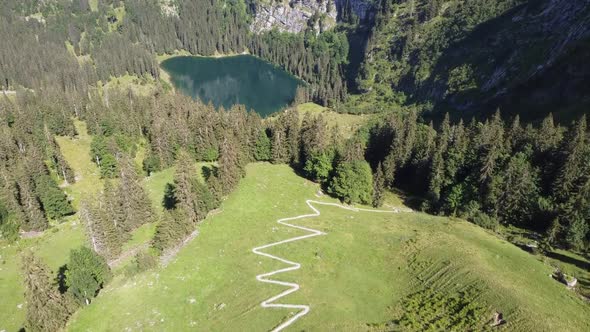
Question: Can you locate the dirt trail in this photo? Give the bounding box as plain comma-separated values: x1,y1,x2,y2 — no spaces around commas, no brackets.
252,199,406,331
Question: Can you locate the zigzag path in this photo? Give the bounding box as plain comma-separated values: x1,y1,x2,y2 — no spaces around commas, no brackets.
252,199,408,331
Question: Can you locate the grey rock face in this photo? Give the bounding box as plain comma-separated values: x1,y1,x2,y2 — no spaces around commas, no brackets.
250,0,371,34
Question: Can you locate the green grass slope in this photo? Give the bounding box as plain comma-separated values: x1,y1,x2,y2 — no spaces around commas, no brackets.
296,103,369,138
67,163,590,331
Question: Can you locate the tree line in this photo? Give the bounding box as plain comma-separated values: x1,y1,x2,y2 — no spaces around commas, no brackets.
0,0,351,106
365,111,590,250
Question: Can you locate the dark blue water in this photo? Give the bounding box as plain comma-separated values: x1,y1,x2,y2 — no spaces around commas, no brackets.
161,55,303,117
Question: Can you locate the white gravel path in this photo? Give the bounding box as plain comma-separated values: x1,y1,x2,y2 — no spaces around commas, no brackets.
252,199,403,331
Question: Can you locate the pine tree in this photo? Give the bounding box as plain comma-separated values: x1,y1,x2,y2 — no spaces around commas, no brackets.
118,156,154,231
284,109,300,164
535,113,562,153
271,121,289,164
552,117,590,249
254,129,272,161
218,134,244,195
102,180,127,239
478,111,508,214
80,201,122,260
17,172,48,232
372,163,386,208
206,173,223,207
382,152,397,188
498,152,540,226
65,246,112,305
35,175,74,220
565,216,589,250
300,113,328,166
428,114,451,203
172,150,200,223
152,209,193,252
22,252,73,332
553,116,588,201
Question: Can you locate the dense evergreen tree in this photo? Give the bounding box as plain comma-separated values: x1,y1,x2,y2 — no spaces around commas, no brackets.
218,134,245,195
152,209,193,252
329,160,373,205
21,252,74,332
254,129,272,161
168,150,216,223
118,156,154,231
16,169,48,232
497,152,540,226
65,246,112,305
34,175,74,220
80,200,122,260
90,135,118,179
372,163,386,208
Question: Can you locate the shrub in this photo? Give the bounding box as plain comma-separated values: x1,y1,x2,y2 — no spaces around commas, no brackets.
135,250,158,272
471,212,499,231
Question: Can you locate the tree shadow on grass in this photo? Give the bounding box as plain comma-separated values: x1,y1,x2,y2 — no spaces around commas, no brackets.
546,251,590,271
56,264,68,294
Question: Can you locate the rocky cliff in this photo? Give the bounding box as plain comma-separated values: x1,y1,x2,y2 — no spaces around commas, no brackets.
250,0,372,33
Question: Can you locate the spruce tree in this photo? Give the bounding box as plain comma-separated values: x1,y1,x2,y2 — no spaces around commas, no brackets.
271,121,289,163
65,246,112,305
206,173,223,207
173,150,200,223
35,175,74,220
17,172,48,232
218,134,244,195
553,116,588,202
152,209,192,252
102,180,127,239
22,252,73,332
498,152,540,226
284,109,300,164
382,152,397,189
118,156,154,231
254,129,272,161
80,201,122,260
372,163,386,208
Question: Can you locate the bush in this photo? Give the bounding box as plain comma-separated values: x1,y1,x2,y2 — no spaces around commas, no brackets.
471,212,499,231
135,251,158,272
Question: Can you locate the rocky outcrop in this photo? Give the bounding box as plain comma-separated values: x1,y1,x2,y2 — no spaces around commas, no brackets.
250,0,337,33
250,0,372,34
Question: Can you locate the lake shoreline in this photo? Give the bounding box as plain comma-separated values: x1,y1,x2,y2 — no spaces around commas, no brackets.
160,55,303,117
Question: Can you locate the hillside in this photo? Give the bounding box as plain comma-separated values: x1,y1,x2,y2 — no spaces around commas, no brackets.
1,1,589,331
354,0,590,122
66,163,590,331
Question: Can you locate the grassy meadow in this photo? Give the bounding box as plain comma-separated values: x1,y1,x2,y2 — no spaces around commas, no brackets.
296,102,369,138
66,163,590,331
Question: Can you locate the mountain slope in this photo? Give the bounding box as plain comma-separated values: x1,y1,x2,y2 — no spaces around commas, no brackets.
67,163,590,331
356,0,590,122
